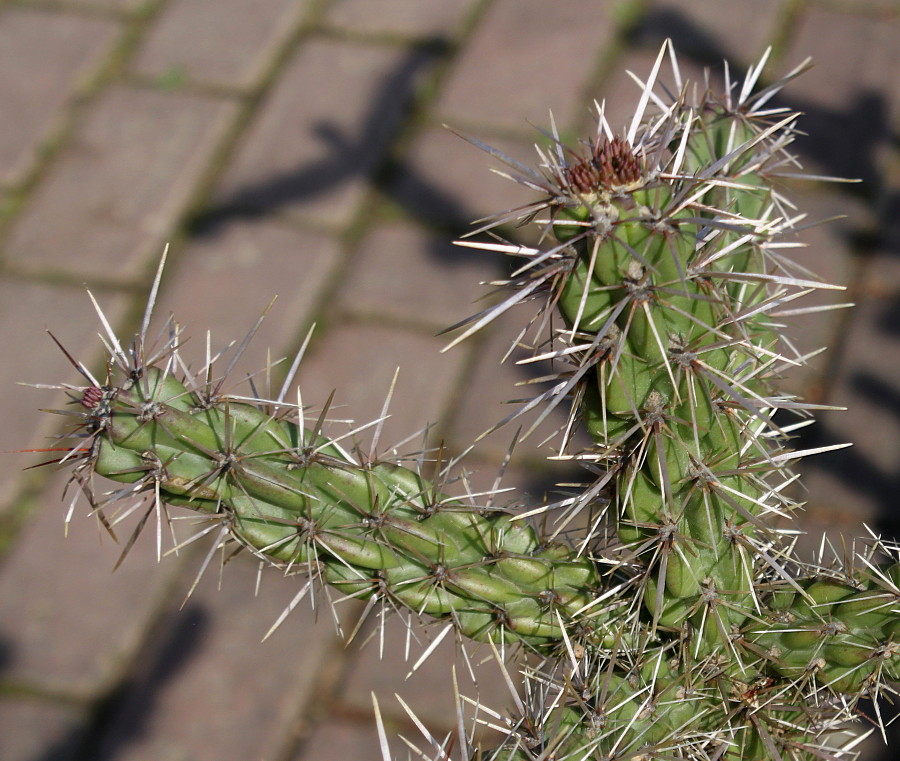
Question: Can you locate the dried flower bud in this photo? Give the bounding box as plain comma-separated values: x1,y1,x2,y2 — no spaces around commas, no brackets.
81,386,104,409
564,136,642,193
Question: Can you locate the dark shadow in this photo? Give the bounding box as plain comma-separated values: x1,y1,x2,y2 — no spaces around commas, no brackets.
0,633,12,673
186,7,900,531
189,37,453,237
630,8,734,66
90,606,209,761
33,606,211,761
0,640,82,761
629,8,897,195
795,299,900,537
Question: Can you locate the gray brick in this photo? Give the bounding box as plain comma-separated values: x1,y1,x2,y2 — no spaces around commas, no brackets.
436,0,614,131
292,718,387,761
784,9,899,116
780,9,899,184
291,704,508,761
213,40,436,230
773,190,865,398
132,0,309,90
337,222,501,330
815,0,900,10
93,555,346,761
4,87,238,281
451,460,577,520
788,493,875,564
638,0,782,66
64,0,149,9
795,295,900,524
863,244,900,300
390,126,541,228
0,699,84,761
592,48,711,135
155,219,343,388
861,179,900,298
0,279,128,512
295,322,469,450
0,9,120,187
447,307,590,465
325,0,473,38
336,613,517,740
0,469,182,696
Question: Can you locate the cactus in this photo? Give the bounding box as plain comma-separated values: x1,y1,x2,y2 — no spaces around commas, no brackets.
39,42,899,760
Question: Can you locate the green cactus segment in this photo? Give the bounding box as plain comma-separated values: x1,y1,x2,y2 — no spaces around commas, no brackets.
43,44,900,761
491,624,896,761
494,571,900,759
83,369,613,648
750,575,900,691
450,58,900,757
548,115,784,639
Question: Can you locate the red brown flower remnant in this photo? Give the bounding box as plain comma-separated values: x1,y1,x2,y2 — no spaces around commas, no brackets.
564,136,642,193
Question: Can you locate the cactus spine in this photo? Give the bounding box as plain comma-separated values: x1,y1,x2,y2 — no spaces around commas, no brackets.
44,43,899,760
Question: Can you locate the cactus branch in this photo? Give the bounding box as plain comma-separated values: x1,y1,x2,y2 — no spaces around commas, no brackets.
37,42,899,761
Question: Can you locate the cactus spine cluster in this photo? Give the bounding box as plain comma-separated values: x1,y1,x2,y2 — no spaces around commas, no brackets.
43,43,899,760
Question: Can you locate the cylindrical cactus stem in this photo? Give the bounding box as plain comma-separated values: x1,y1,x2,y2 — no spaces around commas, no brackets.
67,363,900,761
447,43,900,760
39,41,900,761
546,115,789,644
77,366,620,648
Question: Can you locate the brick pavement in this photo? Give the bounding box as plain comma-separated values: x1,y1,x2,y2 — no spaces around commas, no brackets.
0,1,897,760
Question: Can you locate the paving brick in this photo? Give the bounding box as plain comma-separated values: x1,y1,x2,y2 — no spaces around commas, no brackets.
335,613,517,739
132,0,308,90
435,0,614,131
637,0,782,67
450,459,586,525
860,170,900,298
336,221,502,330
780,9,900,185
0,8,121,188
788,497,875,568
64,0,149,10
0,280,128,512
773,190,866,398
324,0,473,38
592,48,713,135
785,8,900,115
213,40,437,230
794,295,900,528
295,322,469,451
447,307,590,465
0,3,893,759
390,125,542,229
0,469,183,697
155,219,343,388
92,554,346,761
806,0,900,14
864,246,900,300
4,87,238,281
0,698,84,761
291,704,512,761
292,717,387,761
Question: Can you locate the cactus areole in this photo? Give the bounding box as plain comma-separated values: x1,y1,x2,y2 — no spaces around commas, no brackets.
43,42,899,761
